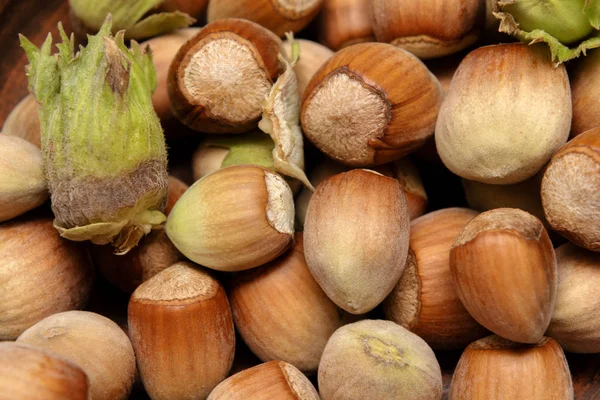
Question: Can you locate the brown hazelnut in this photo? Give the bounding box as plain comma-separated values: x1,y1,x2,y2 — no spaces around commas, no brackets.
304,169,410,314
301,42,442,167
541,127,600,251
547,243,600,353
2,94,40,148
383,208,489,349
168,19,282,133
128,262,236,399
0,342,89,400
450,335,574,399
0,216,93,340
319,0,375,50
207,0,323,37
229,233,342,373
207,361,319,400
17,311,136,400
450,208,557,343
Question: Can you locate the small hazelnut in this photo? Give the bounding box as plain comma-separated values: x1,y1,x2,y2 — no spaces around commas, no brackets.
304,169,410,314
166,165,294,272
207,361,319,400
450,208,557,343
0,342,89,400
547,243,600,353
301,42,442,167
168,19,282,133
2,94,40,148
207,0,323,37
371,0,485,59
318,320,443,400
0,135,47,222
282,39,334,97
383,208,489,350
165,175,189,216
319,0,375,50
229,233,342,373
450,335,574,399
128,262,236,400
435,43,571,184
571,49,600,137
0,216,93,340
541,127,600,252
17,311,136,400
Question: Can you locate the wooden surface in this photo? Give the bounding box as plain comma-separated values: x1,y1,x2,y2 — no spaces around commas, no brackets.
0,1,599,399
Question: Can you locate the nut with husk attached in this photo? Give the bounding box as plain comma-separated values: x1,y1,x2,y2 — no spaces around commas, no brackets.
450,335,574,399
492,0,600,64
0,135,47,222
318,320,443,400
69,0,195,40
21,17,169,254
166,165,295,272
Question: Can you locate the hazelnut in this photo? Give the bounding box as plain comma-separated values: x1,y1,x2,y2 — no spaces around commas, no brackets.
168,19,282,133
282,39,334,97
0,342,89,400
371,0,485,59
541,127,600,251
165,175,189,216
0,135,47,222
435,43,571,184
301,42,443,167
91,229,182,293
571,49,600,137
319,320,443,400
128,262,236,400
547,243,600,353
139,28,201,123
158,0,209,19
2,94,40,148
166,165,294,272
319,0,375,50
383,208,489,350
0,216,93,340
450,335,574,399
207,0,323,37
208,361,319,400
229,233,342,373
17,311,136,400
450,208,557,343
304,169,410,314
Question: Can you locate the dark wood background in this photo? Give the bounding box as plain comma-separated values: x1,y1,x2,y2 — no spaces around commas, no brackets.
0,1,599,399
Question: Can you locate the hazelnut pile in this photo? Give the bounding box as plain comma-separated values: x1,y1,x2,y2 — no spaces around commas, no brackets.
1,0,600,399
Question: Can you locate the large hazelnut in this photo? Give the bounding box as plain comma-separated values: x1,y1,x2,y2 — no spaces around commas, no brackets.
128,262,236,399
450,335,574,399
319,320,443,400
547,243,600,353
0,216,93,340
383,208,489,349
17,311,136,400
450,208,557,343
229,234,342,373
304,169,410,314
301,42,442,167
435,43,571,184
541,127,600,251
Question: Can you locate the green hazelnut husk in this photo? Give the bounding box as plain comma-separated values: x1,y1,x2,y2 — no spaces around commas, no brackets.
69,0,195,40
21,17,168,254
493,0,600,63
